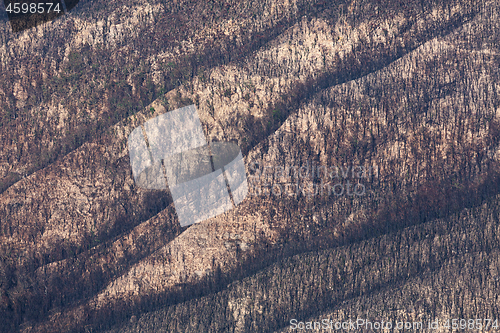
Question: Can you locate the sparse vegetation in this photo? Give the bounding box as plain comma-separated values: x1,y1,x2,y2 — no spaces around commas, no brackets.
0,0,499,332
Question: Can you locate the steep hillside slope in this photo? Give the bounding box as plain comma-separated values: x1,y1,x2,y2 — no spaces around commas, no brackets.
104,191,500,333
0,0,499,332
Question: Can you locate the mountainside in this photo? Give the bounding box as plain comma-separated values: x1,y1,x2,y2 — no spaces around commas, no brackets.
0,0,499,332
106,191,500,333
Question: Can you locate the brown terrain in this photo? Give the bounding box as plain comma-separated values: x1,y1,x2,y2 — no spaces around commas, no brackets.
0,0,500,332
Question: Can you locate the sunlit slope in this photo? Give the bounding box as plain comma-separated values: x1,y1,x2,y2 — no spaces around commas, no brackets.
0,0,498,332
